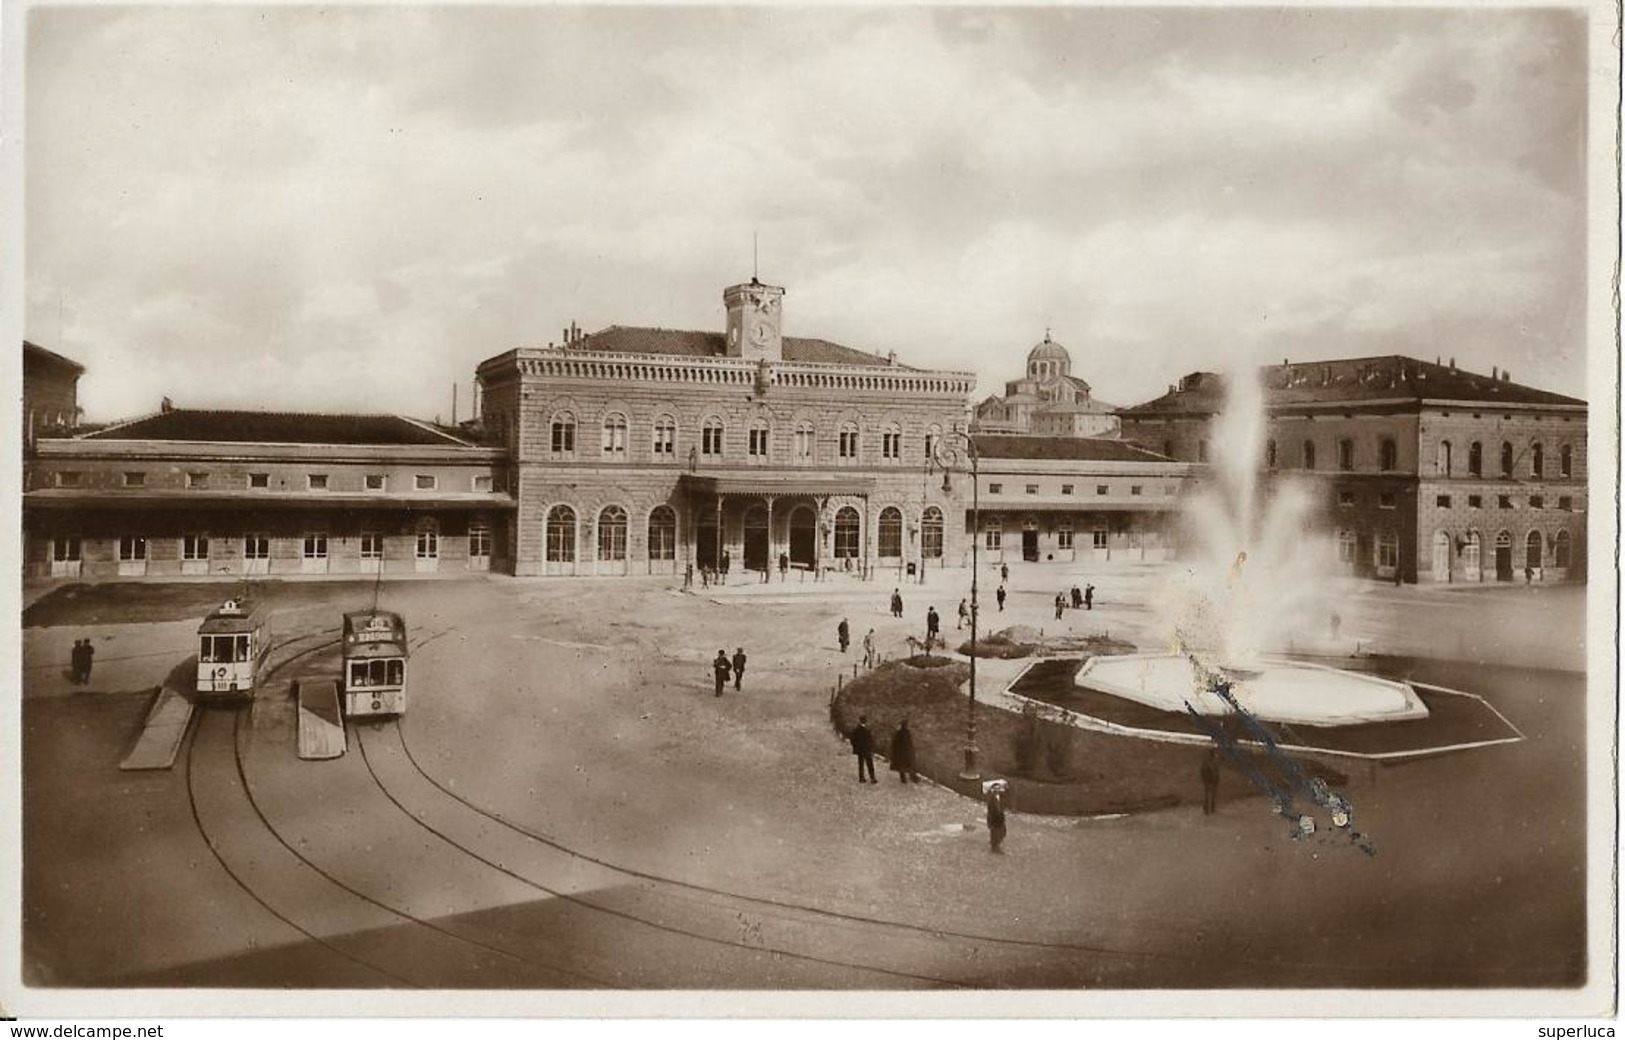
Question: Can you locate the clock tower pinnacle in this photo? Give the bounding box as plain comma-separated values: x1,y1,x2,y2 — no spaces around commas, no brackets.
723,278,785,361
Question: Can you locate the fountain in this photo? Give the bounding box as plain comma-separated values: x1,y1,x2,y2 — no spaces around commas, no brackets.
1077,366,1429,726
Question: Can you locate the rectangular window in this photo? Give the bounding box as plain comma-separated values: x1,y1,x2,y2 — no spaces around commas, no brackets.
1096,485,1110,496
1435,495,1451,508
118,535,148,561
182,534,210,560
55,471,81,488
551,421,575,453
1378,494,1396,509
123,472,146,488
1057,528,1074,550
307,474,328,490
468,523,492,558
52,537,81,562
1339,492,1355,507
882,431,901,459
1529,495,1544,509
186,472,209,489
1498,495,1512,509
987,483,1003,495
414,475,437,490
1093,529,1109,549
1338,440,1355,471
302,532,328,559
360,531,383,560
243,534,270,560
1061,484,1074,496
248,472,270,489
1130,485,1143,496
704,426,725,456
365,474,387,491
984,527,1002,550
1559,495,1573,511
415,528,438,559
749,428,770,457
837,429,858,459
1468,495,1483,508
1164,485,1177,496
472,474,493,492
653,424,676,456
1025,484,1039,495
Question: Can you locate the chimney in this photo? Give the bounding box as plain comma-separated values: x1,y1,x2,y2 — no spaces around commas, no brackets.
160,396,174,413
1503,369,1511,382
887,350,897,366
1491,366,1498,380
1449,357,1456,370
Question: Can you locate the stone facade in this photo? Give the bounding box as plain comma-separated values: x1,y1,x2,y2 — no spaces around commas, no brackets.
23,340,83,442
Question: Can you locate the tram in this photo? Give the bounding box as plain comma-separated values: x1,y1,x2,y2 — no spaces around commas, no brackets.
341,610,409,717
196,599,273,697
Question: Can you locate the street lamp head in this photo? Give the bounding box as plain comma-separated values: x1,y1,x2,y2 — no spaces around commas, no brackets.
941,472,953,494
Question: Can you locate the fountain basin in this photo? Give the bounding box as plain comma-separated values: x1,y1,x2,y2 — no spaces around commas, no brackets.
1076,654,1429,727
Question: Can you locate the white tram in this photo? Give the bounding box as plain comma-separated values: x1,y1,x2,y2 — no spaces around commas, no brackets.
196,599,273,697
342,610,409,717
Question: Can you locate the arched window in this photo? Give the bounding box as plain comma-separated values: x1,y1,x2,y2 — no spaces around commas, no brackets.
921,506,944,559
838,422,860,460
748,418,770,459
1495,529,1512,550
546,505,576,562
415,518,439,560
881,423,902,461
601,413,627,456
1560,444,1573,478
1303,440,1316,470
1432,530,1451,578
1437,440,1452,476
1463,531,1482,572
702,417,725,457
983,516,1003,551
648,506,677,561
1554,530,1572,568
1525,530,1543,570
1500,441,1514,477
1468,441,1483,476
833,506,861,558
652,416,677,457
550,412,576,454
1338,438,1355,471
1376,529,1399,570
878,506,903,557
1379,437,1397,472
598,505,628,561
1265,439,1277,469
794,421,814,461
1531,442,1544,478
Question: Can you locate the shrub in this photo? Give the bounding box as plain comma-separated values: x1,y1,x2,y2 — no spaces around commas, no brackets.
1044,725,1073,779
1012,700,1043,774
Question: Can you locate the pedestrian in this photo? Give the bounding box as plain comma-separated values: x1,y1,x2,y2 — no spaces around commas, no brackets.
986,783,1008,853
1330,612,1342,641
1084,584,1094,610
889,718,919,783
69,639,85,684
1000,563,1009,584
684,562,694,589
837,618,851,653
779,552,789,580
1071,585,1082,609
1200,750,1220,815
712,649,732,697
721,551,731,582
863,629,876,668
1524,565,1534,586
80,639,95,685
957,598,969,630
926,606,940,643
1054,592,1065,620
850,715,877,783
996,585,1007,612
732,647,747,691
890,588,904,618
700,564,711,588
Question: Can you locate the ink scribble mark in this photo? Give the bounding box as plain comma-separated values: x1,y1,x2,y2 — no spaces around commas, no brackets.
1185,655,1375,856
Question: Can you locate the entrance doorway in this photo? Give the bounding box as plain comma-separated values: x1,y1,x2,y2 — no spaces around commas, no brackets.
1432,531,1451,582
743,505,769,572
1022,530,1039,562
697,513,719,569
789,506,816,568
1494,531,1513,581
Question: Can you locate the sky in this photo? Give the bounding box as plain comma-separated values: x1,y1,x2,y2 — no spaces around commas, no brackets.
23,4,1592,422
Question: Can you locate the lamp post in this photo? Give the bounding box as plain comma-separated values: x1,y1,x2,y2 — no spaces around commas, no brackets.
931,430,981,782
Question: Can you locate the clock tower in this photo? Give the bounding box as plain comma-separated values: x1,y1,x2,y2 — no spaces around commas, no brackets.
723,278,785,361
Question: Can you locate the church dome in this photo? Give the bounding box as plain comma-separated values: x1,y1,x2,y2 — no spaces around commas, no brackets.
1027,332,1070,364
1026,331,1071,379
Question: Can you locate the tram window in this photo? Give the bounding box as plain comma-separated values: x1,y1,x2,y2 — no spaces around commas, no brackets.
349,661,370,687
200,637,217,663
236,635,250,662
387,659,404,686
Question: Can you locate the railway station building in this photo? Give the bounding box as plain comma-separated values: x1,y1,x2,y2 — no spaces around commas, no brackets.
1118,358,1589,583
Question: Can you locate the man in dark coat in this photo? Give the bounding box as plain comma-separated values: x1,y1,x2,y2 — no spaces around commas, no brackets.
1084,584,1094,610
1000,563,1009,584
712,650,732,697
80,639,95,685
779,552,789,580
1071,585,1083,609
1200,750,1220,815
986,785,1008,853
837,618,850,653
890,588,904,618
732,647,747,691
996,585,1007,612
721,551,731,581
70,640,85,684
889,719,919,783
850,715,877,783
926,607,940,643
1054,593,1065,620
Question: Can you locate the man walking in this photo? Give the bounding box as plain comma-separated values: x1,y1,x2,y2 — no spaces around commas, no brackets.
70,639,85,684
986,782,1008,853
850,715,877,783
957,599,969,630
889,718,919,783
1054,592,1065,620
712,649,732,697
863,629,877,668
1084,584,1094,610
926,606,940,645
1201,750,1220,815
837,618,851,653
890,588,904,619
1000,563,1009,584
996,585,1007,612
779,552,789,580
721,551,731,583
732,647,747,691
79,639,95,685
1070,585,1082,609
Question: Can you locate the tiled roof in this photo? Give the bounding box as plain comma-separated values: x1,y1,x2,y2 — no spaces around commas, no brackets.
24,341,85,374
973,434,1175,463
572,325,900,369
1039,398,1118,415
83,409,476,446
1119,356,1585,415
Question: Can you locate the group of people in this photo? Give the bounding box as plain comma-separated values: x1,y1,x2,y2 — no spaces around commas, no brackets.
710,647,748,696
68,638,96,685
1054,584,1095,619
845,715,918,784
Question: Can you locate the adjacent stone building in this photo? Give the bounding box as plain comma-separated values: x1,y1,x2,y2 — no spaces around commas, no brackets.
475,279,977,577
1117,357,1588,583
23,340,84,444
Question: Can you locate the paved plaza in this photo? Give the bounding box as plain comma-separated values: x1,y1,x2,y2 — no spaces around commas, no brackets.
20,561,1591,990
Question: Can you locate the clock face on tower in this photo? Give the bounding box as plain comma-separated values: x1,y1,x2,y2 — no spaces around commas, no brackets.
750,322,772,346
